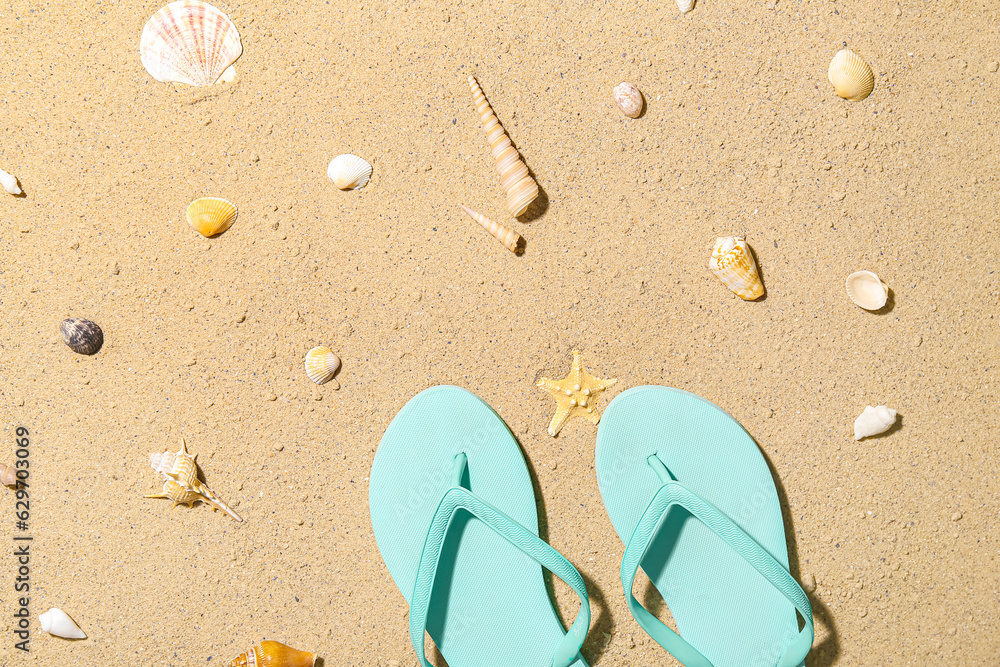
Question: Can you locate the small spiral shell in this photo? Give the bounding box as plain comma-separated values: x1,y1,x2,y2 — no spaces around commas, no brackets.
229,641,317,667
0,463,16,487
460,205,523,253
468,76,539,217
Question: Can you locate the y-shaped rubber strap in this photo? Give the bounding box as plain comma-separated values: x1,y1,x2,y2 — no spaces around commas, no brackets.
409,453,591,667
620,455,813,667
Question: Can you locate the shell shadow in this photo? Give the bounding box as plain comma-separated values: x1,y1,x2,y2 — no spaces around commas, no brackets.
635,95,648,119
870,288,895,315
514,236,526,256
517,175,549,223
747,242,769,302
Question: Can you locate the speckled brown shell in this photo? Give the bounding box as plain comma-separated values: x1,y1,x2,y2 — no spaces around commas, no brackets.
612,82,643,118
60,318,104,355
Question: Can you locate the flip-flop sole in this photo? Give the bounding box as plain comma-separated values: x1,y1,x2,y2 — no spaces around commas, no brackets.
370,385,587,667
596,386,802,667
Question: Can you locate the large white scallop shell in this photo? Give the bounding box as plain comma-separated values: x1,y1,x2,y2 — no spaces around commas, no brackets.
845,270,888,310
327,154,372,190
39,608,86,639
139,1,243,87
709,236,764,300
828,48,874,101
854,405,897,440
305,346,341,386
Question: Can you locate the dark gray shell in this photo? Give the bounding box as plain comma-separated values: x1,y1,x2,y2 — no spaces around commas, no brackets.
60,318,104,355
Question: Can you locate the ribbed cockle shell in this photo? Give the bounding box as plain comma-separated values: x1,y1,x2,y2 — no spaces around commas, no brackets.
229,641,317,667
187,197,237,236
146,439,243,521
468,76,539,217
305,346,341,386
709,236,764,300
845,270,888,310
854,405,897,440
828,48,874,101
460,205,523,253
326,154,372,190
140,0,243,86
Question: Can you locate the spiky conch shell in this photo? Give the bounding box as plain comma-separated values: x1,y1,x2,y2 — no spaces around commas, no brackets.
709,236,764,300
460,205,522,253
140,0,242,86
304,346,341,386
828,48,874,101
187,197,238,236
146,440,243,521
0,463,16,487
468,76,539,217
229,641,317,667
326,154,372,190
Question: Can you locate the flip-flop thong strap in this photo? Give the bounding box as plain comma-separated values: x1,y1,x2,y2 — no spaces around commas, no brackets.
409,453,591,667
621,479,814,667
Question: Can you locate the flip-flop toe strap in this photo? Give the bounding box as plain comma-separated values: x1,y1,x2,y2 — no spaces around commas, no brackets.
621,479,814,667
409,454,591,667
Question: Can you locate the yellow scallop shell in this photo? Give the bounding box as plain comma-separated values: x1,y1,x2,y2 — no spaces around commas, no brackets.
186,197,237,237
828,48,874,101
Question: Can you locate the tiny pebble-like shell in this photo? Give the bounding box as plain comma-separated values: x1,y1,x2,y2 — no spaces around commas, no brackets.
0,167,21,195
229,640,317,667
460,205,523,253
305,346,341,386
60,318,104,355
854,405,897,440
39,608,87,639
140,0,243,86
468,76,539,217
0,462,16,486
327,154,372,190
676,0,696,13
709,237,764,300
828,48,874,101
845,270,888,310
612,82,643,118
186,197,238,236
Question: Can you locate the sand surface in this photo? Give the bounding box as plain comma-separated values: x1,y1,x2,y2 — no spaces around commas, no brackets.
0,0,998,664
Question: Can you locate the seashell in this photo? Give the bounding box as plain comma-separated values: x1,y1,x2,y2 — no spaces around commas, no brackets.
145,439,243,521
612,82,643,118
460,205,523,253
39,608,86,639
0,462,16,487
229,640,317,667
0,167,21,194
60,318,104,355
326,154,372,190
468,76,539,217
828,48,874,101
305,346,341,387
676,0,696,13
140,0,243,86
186,197,237,237
845,270,888,310
709,237,764,300
854,405,897,440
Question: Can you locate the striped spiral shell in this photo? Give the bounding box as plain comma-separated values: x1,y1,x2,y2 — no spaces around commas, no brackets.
140,0,242,87
709,237,764,300
468,76,539,217
828,48,874,101
229,640,317,667
460,205,522,253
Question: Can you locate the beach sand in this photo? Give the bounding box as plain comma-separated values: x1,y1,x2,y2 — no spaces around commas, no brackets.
0,0,997,664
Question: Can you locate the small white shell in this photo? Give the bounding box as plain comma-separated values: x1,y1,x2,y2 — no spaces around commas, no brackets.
327,154,372,190
854,405,897,440
305,346,341,386
845,270,888,310
39,608,86,639
0,167,21,195
676,0,696,12
828,48,874,101
613,82,643,119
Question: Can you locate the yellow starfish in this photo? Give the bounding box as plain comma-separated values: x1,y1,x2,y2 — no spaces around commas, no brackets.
537,349,617,437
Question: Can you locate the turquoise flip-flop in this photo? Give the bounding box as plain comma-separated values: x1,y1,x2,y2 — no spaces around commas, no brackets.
370,385,591,667
595,386,813,667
